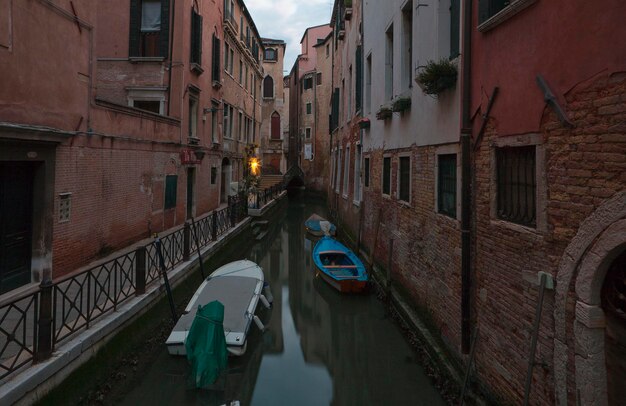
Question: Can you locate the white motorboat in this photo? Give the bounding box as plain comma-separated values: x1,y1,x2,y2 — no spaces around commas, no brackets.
166,259,271,356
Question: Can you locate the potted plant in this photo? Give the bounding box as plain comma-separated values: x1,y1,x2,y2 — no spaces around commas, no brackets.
358,117,371,129
392,95,411,112
344,0,353,20
376,105,393,120
415,59,458,96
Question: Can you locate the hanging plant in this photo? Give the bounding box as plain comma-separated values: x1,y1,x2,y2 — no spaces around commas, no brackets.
392,96,412,112
415,59,458,96
376,105,393,120
358,117,371,129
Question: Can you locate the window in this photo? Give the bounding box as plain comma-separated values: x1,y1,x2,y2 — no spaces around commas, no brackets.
385,24,394,101
211,103,218,143
188,92,198,139
303,76,313,90
245,64,249,88
438,154,457,217
224,42,230,73
129,0,169,58
331,88,340,132
479,0,514,24
271,112,280,139
401,3,413,90
239,60,243,84
223,103,231,138
229,48,234,73
263,75,274,98
331,149,337,189
264,48,277,61
347,65,352,119
335,148,342,193
398,156,410,203
59,193,72,222
306,103,312,115
364,157,370,188
450,0,460,58
190,8,202,66
164,174,177,209
238,111,243,141
343,145,350,196
212,34,221,82
305,128,312,139
316,72,322,85
355,46,363,112
326,44,330,57
496,146,536,227
365,53,372,114
132,100,161,113
354,144,362,202
211,167,217,185
382,156,391,195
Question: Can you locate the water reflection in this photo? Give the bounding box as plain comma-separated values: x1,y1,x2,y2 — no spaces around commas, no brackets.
120,196,444,405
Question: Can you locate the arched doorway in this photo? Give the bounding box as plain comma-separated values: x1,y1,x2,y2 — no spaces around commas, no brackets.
220,157,231,204
602,249,626,405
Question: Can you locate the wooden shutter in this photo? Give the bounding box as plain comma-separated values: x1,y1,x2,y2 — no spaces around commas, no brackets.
355,45,363,113
190,9,202,64
212,34,221,81
450,0,460,57
159,0,170,58
331,88,340,131
129,0,141,57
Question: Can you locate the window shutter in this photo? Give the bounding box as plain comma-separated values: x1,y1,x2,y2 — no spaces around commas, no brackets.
190,10,202,64
478,0,490,24
355,45,363,113
331,88,340,131
159,0,170,58
129,0,141,57
450,0,460,58
212,35,221,81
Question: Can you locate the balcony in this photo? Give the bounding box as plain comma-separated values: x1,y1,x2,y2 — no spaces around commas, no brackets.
224,11,239,35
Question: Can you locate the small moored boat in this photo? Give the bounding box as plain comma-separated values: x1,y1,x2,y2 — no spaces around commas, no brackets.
166,259,272,357
305,214,337,237
312,236,368,293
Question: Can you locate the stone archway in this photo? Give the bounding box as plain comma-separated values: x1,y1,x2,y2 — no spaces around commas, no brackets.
553,192,626,405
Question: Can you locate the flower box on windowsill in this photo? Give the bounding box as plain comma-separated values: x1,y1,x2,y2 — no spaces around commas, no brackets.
415,59,458,96
392,96,411,112
212,142,221,150
376,105,393,120
358,117,371,129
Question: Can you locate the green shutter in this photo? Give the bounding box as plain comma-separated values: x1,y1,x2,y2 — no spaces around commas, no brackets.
165,175,178,209
450,0,460,58
129,0,141,57
212,34,221,81
190,10,202,64
355,45,363,112
160,0,170,58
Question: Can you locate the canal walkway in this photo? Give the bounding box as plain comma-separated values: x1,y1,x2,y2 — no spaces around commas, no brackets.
0,197,265,405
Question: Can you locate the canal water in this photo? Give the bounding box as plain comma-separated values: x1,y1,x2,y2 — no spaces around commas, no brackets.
119,195,445,406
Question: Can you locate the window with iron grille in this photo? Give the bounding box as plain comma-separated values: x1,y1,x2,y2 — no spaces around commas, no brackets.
398,156,410,203
190,8,202,66
496,146,536,227
438,154,457,218
382,157,391,195
164,175,177,209
364,157,370,187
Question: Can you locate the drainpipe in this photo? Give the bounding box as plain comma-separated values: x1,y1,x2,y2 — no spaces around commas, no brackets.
357,0,365,253
460,0,473,354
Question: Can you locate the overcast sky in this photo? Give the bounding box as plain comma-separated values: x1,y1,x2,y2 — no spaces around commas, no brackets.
245,0,334,75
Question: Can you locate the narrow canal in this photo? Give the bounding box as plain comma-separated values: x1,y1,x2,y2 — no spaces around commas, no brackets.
119,194,446,405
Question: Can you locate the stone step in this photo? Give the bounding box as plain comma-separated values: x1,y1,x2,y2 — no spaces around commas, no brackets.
255,230,268,241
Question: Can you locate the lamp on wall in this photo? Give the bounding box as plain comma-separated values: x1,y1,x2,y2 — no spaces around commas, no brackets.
193,149,206,161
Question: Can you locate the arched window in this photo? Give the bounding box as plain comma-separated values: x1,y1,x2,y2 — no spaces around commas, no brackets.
263,75,274,99
271,112,280,139
264,48,277,61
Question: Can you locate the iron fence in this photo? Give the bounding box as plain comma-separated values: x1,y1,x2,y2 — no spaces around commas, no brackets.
0,202,245,382
249,182,285,210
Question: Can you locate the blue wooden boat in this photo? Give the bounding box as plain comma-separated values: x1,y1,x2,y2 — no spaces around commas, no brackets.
312,236,368,293
305,214,337,237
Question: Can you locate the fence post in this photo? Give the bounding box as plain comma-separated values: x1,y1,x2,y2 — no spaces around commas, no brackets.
183,221,191,261
212,210,218,240
35,278,53,362
135,246,146,295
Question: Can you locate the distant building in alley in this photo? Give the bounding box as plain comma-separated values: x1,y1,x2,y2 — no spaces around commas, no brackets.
260,38,288,175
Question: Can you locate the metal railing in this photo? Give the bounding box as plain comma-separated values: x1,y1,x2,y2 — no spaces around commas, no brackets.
249,182,285,210
0,200,246,382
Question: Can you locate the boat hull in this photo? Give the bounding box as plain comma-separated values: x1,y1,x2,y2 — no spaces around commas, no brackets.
312,236,368,294
304,214,336,236
166,259,265,356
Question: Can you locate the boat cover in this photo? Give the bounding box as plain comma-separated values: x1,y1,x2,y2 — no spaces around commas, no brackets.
185,300,228,388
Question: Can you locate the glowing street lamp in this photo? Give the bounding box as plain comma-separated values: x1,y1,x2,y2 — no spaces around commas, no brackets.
249,157,261,176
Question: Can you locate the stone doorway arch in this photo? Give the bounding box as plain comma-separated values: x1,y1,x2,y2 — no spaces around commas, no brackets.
553,192,626,405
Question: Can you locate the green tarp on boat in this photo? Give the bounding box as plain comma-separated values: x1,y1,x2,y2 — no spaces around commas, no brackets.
185,300,228,388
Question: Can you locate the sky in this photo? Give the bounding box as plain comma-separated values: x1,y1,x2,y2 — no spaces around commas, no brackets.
245,0,334,74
